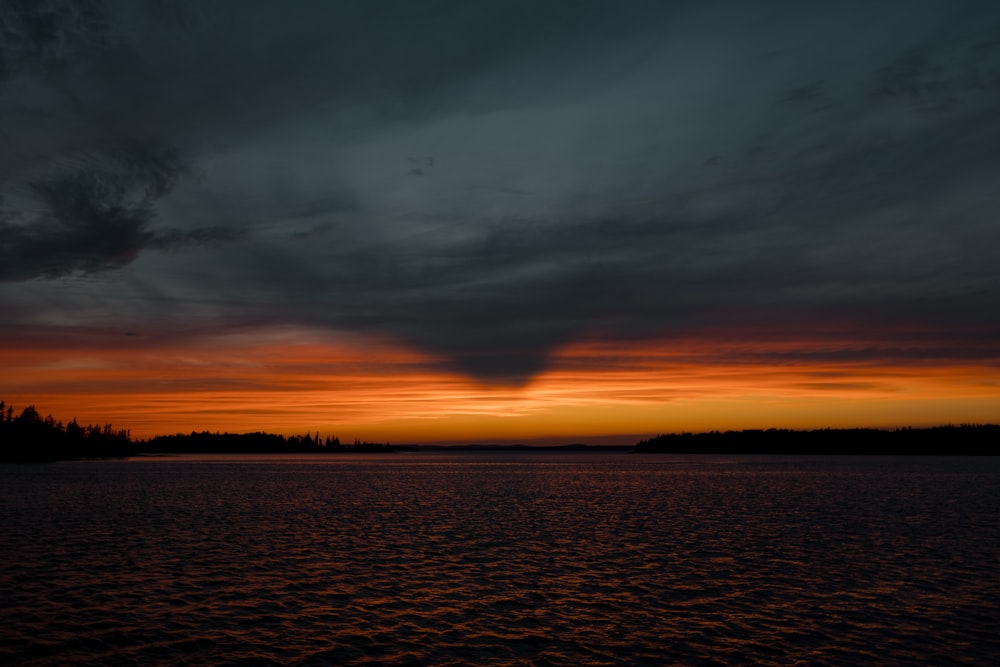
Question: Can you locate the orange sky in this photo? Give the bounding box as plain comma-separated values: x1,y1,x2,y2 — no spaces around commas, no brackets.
4,1,1000,450
3,324,999,443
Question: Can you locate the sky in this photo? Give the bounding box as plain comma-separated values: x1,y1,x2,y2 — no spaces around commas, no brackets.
2,0,999,443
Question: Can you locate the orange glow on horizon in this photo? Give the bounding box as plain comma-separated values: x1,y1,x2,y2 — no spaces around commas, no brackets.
3,325,999,443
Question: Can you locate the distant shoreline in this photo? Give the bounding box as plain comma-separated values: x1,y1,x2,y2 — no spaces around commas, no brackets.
2,399,997,461
633,425,999,456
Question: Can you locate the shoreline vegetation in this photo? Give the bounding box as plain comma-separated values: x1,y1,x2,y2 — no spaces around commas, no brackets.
0,401,132,463
633,425,998,456
1,400,996,462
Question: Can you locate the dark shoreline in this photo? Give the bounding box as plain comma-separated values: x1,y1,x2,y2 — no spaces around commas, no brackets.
633,425,999,456
3,398,997,461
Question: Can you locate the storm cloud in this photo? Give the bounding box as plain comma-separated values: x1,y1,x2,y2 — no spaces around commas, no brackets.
2,0,1000,382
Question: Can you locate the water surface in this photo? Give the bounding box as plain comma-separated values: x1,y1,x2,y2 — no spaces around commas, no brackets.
2,453,997,665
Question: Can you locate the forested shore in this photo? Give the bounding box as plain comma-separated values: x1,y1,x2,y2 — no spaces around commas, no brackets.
634,425,999,455
2,400,996,461
140,432,393,454
0,401,133,462
0,400,392,461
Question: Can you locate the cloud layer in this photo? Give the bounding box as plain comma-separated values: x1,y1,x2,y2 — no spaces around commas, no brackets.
2,1,1000,382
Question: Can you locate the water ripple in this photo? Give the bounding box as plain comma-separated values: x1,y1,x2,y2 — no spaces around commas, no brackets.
1,454,998,665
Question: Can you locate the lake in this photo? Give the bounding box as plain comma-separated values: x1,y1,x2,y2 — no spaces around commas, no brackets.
1,452,997,665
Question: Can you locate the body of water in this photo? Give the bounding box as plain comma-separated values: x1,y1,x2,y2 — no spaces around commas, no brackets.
1,452,997,665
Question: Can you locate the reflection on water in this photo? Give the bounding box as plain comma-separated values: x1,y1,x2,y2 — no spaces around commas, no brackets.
1,453,998,665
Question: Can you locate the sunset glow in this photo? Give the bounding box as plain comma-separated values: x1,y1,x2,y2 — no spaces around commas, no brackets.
4,324,998,443
3,1,1000,446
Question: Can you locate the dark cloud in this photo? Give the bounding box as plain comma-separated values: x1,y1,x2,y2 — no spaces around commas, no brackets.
871,34,1000,110
2,1,1000,383
146,226,246,251
0,141,242,280
0,0,113,85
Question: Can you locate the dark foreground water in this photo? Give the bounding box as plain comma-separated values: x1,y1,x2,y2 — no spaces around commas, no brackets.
1,453,998,666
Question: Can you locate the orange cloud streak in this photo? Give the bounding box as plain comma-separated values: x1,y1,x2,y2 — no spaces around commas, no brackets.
3,325,999,443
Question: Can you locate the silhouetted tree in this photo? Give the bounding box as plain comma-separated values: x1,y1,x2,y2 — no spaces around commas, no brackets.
0,400,134,462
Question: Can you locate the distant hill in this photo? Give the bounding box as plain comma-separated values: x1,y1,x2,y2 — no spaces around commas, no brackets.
633,425,999,455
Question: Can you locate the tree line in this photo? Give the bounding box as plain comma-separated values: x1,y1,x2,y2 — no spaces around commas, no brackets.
5,398,995,461
633,425,1000,455
0,400,396,462
0,400,133,462
141,432,394,454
